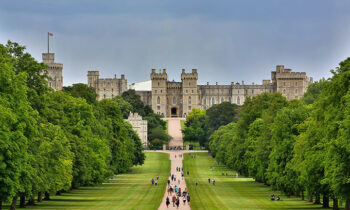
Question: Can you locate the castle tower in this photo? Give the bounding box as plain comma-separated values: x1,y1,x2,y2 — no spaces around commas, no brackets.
42,53,63,90
87,71,100,89
151,69,167,117
181,69,198,117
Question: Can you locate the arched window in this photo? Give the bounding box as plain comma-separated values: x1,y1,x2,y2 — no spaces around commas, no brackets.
157,96,160,104
158,82,160,86
203,98,206,105
188,96,192,104
212,98,215,105
283,89,286,94
221,97,224,103
237,96,240,105
147,97,150,104
228,97,232,103
173,96,176,104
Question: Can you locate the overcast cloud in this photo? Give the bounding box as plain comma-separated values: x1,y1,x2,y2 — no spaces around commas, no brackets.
1,0,349,86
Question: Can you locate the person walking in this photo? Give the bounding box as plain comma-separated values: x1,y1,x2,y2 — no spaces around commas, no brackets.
187,194,191,205
166,196,170,208
152,178,154,185
208,178,211,184
176,197,180,209
183,195,187,205
213,179,216,185
196,180,198,186
168,179,170,185
172,195,176,207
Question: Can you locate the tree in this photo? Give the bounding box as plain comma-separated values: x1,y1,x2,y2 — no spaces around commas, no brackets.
112,95,133,119
62,83,98,105
301,79,326,105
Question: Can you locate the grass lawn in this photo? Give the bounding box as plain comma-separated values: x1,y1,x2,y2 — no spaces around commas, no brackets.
21,152,170,210
183,152,329,210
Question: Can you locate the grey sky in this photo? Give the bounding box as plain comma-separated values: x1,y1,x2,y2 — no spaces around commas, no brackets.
1,0,349,86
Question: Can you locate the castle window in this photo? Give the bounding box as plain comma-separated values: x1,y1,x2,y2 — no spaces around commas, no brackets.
252,89,254,94
295,89,298,94
186,90,188,93
104,94,106,98
158,82,160,86
188,106,192,110
212,98,215,105
283,89,286,94
157,106,160,110
221,97,224,103
155,90,157,93
189,82,191,86
147,97,150,105
192,90,194,93
112,88,113,92
112,94,114,98
189,96,192,104
283,82,286,86
295,82,298,86
229,97,232,103
173,96,176,104
161,90,162,93
203,98,206,105
157,97,160,104
237,96,240,105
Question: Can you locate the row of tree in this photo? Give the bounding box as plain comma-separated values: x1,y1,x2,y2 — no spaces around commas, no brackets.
208,58,350,209
0,41,145,209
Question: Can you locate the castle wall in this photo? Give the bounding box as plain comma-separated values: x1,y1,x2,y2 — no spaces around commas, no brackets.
87,71,127,100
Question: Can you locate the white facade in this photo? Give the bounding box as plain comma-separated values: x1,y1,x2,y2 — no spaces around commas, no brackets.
126,112,148,148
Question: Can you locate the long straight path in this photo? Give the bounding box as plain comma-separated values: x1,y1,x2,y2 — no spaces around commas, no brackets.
158,118,191,210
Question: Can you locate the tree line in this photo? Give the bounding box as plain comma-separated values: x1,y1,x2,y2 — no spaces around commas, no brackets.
0,41,146,209
207,58,350,209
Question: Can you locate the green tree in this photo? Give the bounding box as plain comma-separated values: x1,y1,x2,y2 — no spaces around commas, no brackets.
62,83,98,105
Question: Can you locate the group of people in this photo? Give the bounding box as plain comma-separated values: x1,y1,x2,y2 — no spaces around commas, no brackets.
270,194,281,201
151,176,159,186
208,178,216,185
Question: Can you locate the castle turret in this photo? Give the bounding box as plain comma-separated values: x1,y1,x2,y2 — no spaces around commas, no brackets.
87,71,99,89
181,69,198,117
42,53,63,90
151,69,167,117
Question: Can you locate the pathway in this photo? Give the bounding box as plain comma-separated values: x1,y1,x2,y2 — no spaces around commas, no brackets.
158,118,190,210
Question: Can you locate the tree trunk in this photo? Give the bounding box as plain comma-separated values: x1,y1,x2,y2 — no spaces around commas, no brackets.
301,191,305,200
322,195,329,208
26,198,34,206
19,195,26,208
37,192,42,202
314,194,321,204
345,199,350,210
10,196,18,210
44,192,50,201
332,198,338,210
308,194,313,203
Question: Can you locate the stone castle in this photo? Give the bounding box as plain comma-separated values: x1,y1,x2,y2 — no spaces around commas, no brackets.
42,53,63,90
134,66,313,117
41,51,313,118
126,112,148,147
87,71,128,100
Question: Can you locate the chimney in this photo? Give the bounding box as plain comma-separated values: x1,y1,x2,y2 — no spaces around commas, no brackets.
114,74,117,79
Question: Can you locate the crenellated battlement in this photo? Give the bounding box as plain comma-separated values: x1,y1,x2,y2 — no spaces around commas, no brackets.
181,69,198,80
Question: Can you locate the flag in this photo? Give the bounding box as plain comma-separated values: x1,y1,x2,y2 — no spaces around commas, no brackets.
49,32,53,36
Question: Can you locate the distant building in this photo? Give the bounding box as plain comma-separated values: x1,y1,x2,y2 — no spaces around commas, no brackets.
126,112,148,148
133,66,313,118
87,71,127,100
42,53,63,90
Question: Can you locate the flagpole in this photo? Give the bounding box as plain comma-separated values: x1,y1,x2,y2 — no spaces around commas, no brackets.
48,32,50,54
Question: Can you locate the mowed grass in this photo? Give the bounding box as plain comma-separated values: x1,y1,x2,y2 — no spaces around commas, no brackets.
24,152,170,210
184,152,325,210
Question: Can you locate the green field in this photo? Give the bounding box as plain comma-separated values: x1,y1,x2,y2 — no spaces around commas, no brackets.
20,152,169,210
183,152,326,210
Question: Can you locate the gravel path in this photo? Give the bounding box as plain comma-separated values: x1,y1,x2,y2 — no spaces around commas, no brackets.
158,118,191,210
